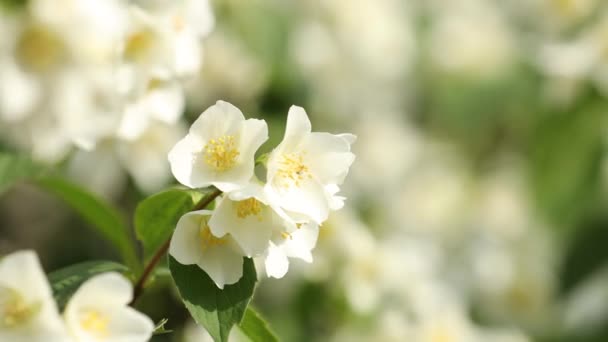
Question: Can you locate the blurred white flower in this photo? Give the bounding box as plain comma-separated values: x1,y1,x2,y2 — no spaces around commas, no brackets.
117,120,186,193
265,106,355,224
64,272,154,342
0,250,68,342
429,0,516,77
169,100,268,192
169,210,245,289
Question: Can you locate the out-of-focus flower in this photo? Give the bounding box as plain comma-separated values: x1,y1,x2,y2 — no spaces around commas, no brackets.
117,120,186,193
64,272,154,342
131,0,215,77
0,250,68,342
169,210,245,289
168,100,268,192
428,0,516,78
265,106,355,224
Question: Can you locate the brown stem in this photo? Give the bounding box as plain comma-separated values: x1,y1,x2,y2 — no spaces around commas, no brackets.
130,187,222,305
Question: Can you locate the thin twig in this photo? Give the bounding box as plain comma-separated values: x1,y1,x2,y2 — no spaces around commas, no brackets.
130,187,222,305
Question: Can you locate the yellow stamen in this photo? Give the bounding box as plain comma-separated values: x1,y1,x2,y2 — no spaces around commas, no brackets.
81,310,109,337
0,287,39,328
276,153,311,187
16,25,64,73
199,220,225,251
430,326,455,342
204,135,240,172
124,30,155,62
235,198,263,220
172,15,185,31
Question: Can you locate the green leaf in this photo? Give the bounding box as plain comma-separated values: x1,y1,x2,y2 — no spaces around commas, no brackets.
169,256,257,342
239,307,279,342
135,188,204,261
0,152,46,195
530,101,607,228
48,260,129,311
36,177,140,270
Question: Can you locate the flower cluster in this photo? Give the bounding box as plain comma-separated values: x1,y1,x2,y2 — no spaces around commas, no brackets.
168,101,355,288
0,0,214,194
0,250,153,342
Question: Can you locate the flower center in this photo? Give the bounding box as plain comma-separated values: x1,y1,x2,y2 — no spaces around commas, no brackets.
81,310,109,338
235,198,263,220
124,30,156,62
204,135,240,172
199,220,225,251
429,326,455,342
16,24,65,73
276,153,311,187
0,287,39,328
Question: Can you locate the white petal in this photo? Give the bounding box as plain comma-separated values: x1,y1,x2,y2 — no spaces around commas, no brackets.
227,181,267,202
104,307,154,342
0,251,66,340
282,222,319,263
303,132,355,185
173,31,203,76
189,100,245,141
237,118,268,164
208,197,273,257
264,242,289,279
145,81,185,124
0,250,53,303
207,196,232,237
65,273,133,310
326,184,346,211
281,106,311,149
170,210,212,265
168,134,213,188
197,242,244,289
267,176,329,224
337,133,357,145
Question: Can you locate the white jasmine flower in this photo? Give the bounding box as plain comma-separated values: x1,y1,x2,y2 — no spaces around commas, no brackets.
117,73,184,141
265,106,355,224
209,182,286,257
170,210,246,289
263,221,319,279
117,120,186,193
0,250,68,342
64,272,154,342
142,0,215,77
168,100,268,192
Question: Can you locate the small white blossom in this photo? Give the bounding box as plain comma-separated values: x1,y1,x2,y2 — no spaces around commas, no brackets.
263,221,319,279
168,100,268,192
0,250,68,342
170,210,246,289
64,272,154,342
209,182,286,258
265,105,355,224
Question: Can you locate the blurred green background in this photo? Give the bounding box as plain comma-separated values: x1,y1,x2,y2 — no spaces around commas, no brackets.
2,0,608,341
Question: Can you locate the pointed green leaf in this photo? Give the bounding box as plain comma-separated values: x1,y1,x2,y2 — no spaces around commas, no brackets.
239,307,279,342
135,188,204,261
169,256,257,342
36,177,139,270
48,260,129,311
